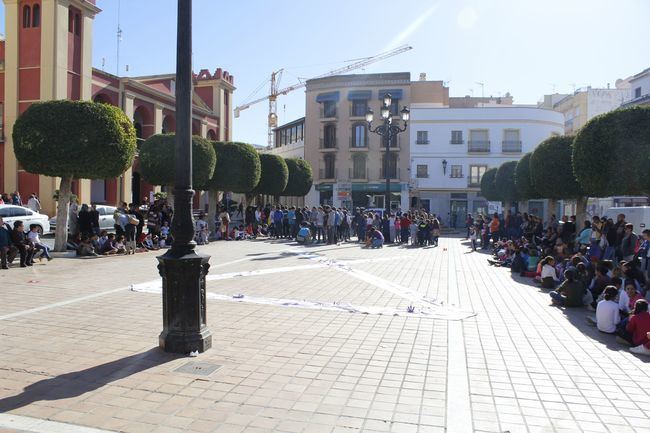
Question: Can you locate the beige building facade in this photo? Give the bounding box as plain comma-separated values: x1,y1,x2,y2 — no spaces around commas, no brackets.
304,73,448,210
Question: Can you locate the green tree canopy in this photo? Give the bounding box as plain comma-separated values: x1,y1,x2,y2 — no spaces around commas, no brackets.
281,158,313,197
530,135,583,199
13,100,137,178
514,153,540,200
13,100,137,251
573,106,650,197
139,134,216,187
495,161,519,203
480,167,500,201
201,141,261,192
252,153,289,196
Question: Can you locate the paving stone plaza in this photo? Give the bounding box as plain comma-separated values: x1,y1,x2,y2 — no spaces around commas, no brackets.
1,236,650,433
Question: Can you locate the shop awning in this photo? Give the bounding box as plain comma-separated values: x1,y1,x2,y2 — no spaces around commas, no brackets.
316,184,333,191
377,89,403,100
347,90,372,101
316,91,340,103
351,183,402,192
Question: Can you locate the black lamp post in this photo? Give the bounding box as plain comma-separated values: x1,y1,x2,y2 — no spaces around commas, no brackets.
367,93,409,214
157,0,212,354
442,159,448,175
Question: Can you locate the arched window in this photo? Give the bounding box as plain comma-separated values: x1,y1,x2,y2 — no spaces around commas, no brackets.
323,154,336,179
162,115,175,133
351,154,366,179
351,123,367,148
22,5,31,28
32,4,40,27
323,124,336,148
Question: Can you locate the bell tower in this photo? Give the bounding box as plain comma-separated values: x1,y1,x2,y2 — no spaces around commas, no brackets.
2,0,100,212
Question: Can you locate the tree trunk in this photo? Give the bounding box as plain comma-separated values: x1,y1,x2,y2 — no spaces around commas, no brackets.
519,200,529,213
54,176,72,252
208,190,218,237
575,196,588,228
166,189,174,208
547,198,557,223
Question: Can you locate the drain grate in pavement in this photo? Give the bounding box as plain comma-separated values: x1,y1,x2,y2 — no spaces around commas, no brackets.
174,361,222,376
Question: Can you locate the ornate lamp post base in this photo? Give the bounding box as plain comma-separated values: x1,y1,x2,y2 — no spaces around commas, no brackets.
157,248,212,354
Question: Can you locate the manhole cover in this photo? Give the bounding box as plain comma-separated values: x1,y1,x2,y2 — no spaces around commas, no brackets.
174,361,222,376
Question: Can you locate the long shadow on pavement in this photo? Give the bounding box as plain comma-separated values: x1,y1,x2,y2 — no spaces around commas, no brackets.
0,347,181,412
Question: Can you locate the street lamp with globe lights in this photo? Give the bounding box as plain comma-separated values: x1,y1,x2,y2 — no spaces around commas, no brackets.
366,93,410,214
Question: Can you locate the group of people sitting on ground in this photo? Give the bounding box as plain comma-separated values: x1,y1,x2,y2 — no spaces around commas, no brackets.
64,199,174,257
481,210,650,355
0,218,52,269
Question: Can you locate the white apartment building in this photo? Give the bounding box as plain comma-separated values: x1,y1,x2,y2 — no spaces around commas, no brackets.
622,67,650,107
409,107,564,223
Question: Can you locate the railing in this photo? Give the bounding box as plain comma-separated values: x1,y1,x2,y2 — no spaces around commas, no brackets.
416,139,430,144
319,107,337,119
349,167,369,180
319,138,337,149
467,177,481,187
379,167,401,179
349,136,368,149
349,105,368,118
319,168,337,180
450,139,464,144
468,140,490,152
501,140,522,153
380,136,401,150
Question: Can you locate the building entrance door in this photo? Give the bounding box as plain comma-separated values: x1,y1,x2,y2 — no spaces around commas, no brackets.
450,200,467,229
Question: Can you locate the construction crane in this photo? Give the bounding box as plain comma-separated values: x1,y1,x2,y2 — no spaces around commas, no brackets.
234,44,413,148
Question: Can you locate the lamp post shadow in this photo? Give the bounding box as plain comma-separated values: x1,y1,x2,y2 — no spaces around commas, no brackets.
0,348,180,413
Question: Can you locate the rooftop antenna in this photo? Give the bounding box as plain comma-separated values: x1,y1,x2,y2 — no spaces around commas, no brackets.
116,0,122,76
101,57,105,71
475,81,485,98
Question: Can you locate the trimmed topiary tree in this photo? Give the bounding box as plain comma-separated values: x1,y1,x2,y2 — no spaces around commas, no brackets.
495,161,519,210
480,167,500,202
13,100,137,251
139,133,216,189
252,153,289,200
531,135,584,220
514,153,539,201
573,106,650,197
281,158,313,197
200,141,261,234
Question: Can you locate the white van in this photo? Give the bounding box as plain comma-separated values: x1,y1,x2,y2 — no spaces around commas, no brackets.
602,206,650,231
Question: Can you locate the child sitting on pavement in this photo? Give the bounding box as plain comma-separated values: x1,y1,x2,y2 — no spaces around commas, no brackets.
550,269,588,308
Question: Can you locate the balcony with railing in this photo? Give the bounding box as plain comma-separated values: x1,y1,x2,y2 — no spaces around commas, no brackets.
501,140,522,153
349,167,369,181
319,168,337,181
379,167,401,180
349,105,368,119
415,138,430,145
349,136,368,150
319,138,338,151
380,136,401,150
467,177,482,188
319,107,338,120
467,140,490,153
450,139,464,144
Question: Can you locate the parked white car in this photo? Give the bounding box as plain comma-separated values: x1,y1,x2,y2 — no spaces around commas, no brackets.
0,204,51,234
49,205,118,232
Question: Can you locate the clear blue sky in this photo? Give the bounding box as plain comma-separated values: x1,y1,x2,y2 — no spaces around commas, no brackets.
2,0,649,145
